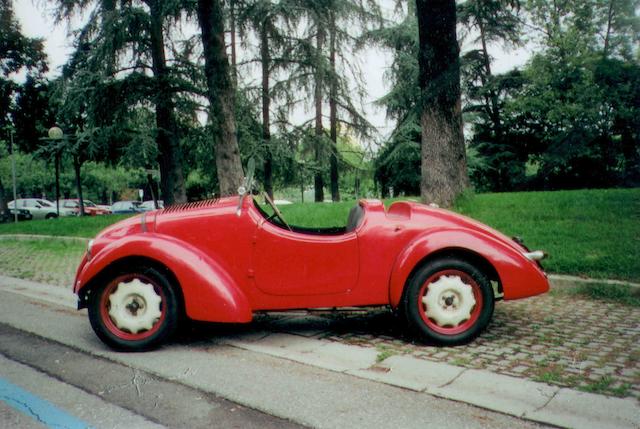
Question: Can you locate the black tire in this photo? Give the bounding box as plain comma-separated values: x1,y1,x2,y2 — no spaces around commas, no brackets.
88,266,179,351
45,213,58,219
402,257,494,346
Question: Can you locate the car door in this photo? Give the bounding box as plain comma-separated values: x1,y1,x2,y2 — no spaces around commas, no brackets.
253,220,359,296
23,200,43,219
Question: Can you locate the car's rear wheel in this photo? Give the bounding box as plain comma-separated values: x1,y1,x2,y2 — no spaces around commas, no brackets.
402,257,494,345
45,213,57,219
88,266,179,351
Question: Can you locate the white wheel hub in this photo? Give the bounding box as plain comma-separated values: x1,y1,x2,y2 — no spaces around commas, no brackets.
422,275,476,327
108,278,162,334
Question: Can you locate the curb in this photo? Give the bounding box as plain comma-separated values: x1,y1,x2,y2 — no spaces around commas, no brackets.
224,332,639,429
549,274,640,289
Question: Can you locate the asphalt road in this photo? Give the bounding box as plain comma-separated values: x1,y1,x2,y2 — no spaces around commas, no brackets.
0,280,547,429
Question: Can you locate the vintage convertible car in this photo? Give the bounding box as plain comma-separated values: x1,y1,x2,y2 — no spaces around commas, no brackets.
73,169,549,351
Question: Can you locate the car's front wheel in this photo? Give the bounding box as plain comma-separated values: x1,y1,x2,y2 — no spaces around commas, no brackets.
402,257,494,345
88,266,179,351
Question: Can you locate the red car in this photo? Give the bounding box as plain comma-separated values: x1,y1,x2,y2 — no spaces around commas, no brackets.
59,199,111,216
73,171,549,351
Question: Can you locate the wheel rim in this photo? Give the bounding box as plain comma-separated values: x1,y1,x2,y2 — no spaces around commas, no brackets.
100,274,166,341
418,269,483,335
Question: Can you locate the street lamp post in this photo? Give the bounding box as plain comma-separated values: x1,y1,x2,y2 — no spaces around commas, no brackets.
48,126,63,217
9,129,17,223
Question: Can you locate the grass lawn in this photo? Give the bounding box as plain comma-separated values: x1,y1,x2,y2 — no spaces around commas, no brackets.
0,188,637,281
454,189,639,282
0,214,132,237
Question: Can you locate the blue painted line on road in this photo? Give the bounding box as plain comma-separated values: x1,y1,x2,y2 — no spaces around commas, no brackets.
0,377,92,429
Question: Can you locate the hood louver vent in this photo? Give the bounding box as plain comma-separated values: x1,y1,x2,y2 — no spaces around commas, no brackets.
162,198,220,214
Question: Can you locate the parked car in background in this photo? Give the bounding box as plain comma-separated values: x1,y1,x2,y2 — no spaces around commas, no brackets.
8,199,76,219
58,199,111,216
0,207,32,222
140,200,164,211
111,201,144,214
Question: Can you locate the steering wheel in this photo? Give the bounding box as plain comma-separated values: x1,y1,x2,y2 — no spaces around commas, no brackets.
263,192,292,231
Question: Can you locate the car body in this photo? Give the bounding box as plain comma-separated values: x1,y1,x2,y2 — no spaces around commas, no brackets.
73,194,549,351
0,207,33,222
140,200,164,211
9,198,76,219
110,201,143,214
58,199,111,216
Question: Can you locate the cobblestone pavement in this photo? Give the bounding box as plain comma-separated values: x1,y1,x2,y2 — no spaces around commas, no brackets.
1,237,638,400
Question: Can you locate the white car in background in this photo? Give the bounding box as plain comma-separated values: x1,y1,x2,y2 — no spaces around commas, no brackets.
140,200,164,211
9,199,77,219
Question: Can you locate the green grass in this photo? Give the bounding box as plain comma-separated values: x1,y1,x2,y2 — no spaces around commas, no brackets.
454,189,639,282
276,200,355,227
0,214,132,238
551,282,640,307
1,188,637,281
4,239,88,254
374,344,398,363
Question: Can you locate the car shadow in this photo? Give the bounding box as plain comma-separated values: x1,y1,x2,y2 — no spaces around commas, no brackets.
173,307,417,347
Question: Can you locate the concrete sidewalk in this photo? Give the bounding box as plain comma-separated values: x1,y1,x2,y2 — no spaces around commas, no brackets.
1,275,638,428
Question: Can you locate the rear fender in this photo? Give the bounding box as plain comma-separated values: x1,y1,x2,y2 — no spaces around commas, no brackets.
389,228,549,308
75,234,252,323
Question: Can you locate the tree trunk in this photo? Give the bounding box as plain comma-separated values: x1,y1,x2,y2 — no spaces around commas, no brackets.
197,0,244,197
148,0,187,205
0,177,7,218
147,173,158,209
416,0,467,207
73,155,85,216
230,0,237,84
314,26,325,203
329,12,340,202
261,22,273,199
603,0,614,58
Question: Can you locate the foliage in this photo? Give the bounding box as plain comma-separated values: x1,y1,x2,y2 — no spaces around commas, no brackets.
504,0,640,189
0,0,48,211
459,0,525,192
0,142,53,197
367,6,421,197
374,0,639,194
2,0,639,201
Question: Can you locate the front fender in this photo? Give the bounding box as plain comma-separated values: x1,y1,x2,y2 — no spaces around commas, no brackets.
388,228,549,308
75,234,252,323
